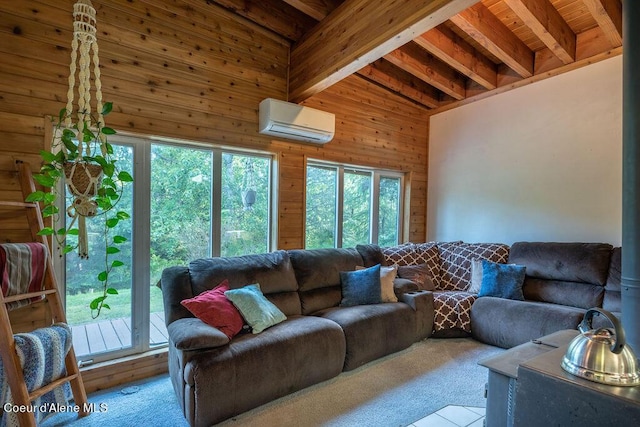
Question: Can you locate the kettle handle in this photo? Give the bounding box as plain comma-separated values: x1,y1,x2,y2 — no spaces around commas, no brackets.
578,307,626,354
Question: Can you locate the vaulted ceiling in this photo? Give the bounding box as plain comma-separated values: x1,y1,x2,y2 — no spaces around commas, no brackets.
208,0,623,113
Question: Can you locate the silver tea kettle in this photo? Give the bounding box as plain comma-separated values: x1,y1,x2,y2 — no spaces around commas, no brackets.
561,307,640,386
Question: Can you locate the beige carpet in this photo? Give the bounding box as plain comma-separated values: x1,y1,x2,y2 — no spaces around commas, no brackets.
42,337,503,427
220,338,504,427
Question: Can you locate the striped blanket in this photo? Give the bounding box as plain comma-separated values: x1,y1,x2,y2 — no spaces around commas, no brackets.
0,323,72,427
0,243,48,311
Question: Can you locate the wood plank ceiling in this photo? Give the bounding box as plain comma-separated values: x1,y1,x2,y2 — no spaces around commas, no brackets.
209,0,622,113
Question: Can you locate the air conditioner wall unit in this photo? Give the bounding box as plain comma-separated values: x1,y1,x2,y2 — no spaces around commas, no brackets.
259,98,335,144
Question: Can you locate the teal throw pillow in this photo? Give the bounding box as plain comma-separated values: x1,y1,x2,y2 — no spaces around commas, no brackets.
478,260,526,300
224,284,286,334
339,264,382,307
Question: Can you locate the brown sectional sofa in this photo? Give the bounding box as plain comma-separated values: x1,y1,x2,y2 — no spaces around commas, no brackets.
160,240,621,426
161,248,433,426
471,242,619,348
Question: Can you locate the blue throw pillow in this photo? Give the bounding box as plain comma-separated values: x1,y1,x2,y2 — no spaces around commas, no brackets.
339,264,382,307
224,284,287,334
478,260,526,300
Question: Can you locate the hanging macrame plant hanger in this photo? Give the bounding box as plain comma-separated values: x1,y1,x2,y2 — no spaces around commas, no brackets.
63,0,107,259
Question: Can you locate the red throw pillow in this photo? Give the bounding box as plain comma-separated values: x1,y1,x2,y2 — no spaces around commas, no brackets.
180,280,244,339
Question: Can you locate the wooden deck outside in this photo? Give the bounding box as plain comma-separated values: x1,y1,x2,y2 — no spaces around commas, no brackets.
71,311,168,357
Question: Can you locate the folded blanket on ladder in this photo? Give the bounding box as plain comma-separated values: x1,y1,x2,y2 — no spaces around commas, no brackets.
0,242,48,311
0,323,73,427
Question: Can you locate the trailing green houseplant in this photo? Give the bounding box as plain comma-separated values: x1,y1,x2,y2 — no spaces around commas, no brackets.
26,102,133,319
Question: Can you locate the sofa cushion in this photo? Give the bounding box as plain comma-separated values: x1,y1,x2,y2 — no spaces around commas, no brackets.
356,244,386,267
522,278,604,309
182,315,346,426
289,248,363,314
478,260,526,301
438,242,510,291
225,284,287,334
603,247,621,312
471,297,585,348
162,266,199,325
188,250,301,316
340,265,382,307
180,280,244,339
508,242,612,286
314,303,415,371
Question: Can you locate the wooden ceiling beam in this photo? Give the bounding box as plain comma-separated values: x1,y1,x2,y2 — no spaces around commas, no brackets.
384,42,466,100
288,0,478,103
503,0,576,64
581,0,622,47
357,59,441,109
414,25,497,90
210,0,316,41
282,0,341,21
450,2,534,78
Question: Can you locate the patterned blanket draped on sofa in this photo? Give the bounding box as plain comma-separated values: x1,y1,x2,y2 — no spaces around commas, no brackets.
383,242,509,333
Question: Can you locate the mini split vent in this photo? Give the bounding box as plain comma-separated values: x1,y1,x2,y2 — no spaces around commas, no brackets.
258,98,335,144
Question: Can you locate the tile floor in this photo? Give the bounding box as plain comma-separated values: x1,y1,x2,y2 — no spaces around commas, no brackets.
408,405,485,427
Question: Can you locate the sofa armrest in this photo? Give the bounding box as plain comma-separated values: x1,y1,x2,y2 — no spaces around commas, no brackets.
398,290,434,340
168,318,230,351
393,278,420,297
398,290,433,311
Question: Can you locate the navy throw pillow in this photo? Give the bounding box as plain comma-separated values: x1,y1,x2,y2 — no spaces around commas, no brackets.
478,260,526,300
340,264,382,307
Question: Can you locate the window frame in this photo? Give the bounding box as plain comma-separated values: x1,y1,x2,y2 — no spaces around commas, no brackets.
304,159,405,249
53,133,277,364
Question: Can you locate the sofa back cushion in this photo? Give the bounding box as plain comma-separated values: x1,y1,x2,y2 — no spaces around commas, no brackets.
438,242,510,291
603,247,621,312
508,242,612,309
288,248,363,314
188,250,301,316
356,244,386,267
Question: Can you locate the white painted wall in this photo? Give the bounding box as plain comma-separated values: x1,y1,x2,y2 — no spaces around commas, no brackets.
428,56,622,246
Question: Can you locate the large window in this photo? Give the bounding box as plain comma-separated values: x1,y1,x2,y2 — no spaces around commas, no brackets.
59,136,274,363
305,162,404,249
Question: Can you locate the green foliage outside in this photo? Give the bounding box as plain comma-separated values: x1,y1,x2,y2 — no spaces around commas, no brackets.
305,166,337,249
65,143,271,326
342,171,371,248
305,165,401,249
378,177,401,247
220,153,270,257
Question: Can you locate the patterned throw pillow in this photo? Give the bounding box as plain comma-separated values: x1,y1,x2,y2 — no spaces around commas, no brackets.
225,284,287,334
397,263,435,291
438,242,509,291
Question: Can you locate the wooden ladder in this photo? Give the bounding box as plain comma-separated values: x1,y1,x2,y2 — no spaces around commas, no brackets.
0,160,88,426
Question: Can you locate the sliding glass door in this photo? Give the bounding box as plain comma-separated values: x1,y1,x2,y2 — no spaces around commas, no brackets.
60,136,274,364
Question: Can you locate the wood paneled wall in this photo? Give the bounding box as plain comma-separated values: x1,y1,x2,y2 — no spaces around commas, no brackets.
0,0,428,390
